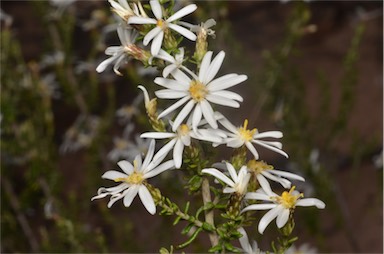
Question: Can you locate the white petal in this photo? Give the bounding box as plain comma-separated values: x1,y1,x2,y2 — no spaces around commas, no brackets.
269,169,305,182
245,142,259,160
254,131,283,139
204,51,225,84
241,203,277,213
107,193,125,207
244,192,270,201
168,23,197,41
261,171,291,189
113,54,127,75
166,4,197,23
296,198,325,209
150,31,164,56
138,85,150,105
128,16,156,25
171,68,192,86
149,0,162,20
199,51,212,81
105,46,123,56
258,205,283,234
156,49,175,63
155,89,187,99
163,64,177,78
154,77,189,90
117,160,134,174
102,170,127,180
223,187,235,194
134,154,142,170
207,74,247,91
238,228,252,254
173,139,184,168
123,185,139,207
256,174,274,196
276,208,290,228
152,138,177,162
217,115,238,133
172,100,195,131
225,162,238,182
201,168,234,187
252,140,289,158
96,55,120,73
143,26,162,46
158,96,190,119
200,100,217,129
145,160,174,178
226,137,244,148
210,90,243,102
142,139,155,170
138,185,156,214
192,104,203,130
206,94,240,108
141,132,175,139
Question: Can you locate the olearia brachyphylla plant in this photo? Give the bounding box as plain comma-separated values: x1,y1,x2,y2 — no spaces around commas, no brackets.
92,0,325,252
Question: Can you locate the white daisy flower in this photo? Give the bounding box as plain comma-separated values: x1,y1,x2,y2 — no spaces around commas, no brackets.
179,18,217,38
217,115,288,160
141,121,222,168
237,227,264,254
285,243,318,254
155,51,247,131
108,0,136,21
241,186,325,234
96,26,138,75
202,162,251,195
92,140,174,214
128,0,197,56
247,160,305,189
156,48,189,78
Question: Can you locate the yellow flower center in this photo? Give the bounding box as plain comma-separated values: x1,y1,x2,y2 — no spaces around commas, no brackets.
247,160,273,174
238,119,257,142
178,124,190,136
189,80,208,102
157,19,166,29
115,160,144,185
272,186,303,209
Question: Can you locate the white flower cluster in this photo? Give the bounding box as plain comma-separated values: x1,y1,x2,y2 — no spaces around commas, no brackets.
92,0,325,251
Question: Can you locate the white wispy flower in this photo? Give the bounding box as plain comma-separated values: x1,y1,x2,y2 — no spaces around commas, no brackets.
202,162,251,195
108,0,136,21
141,121,222,168
285,243,318,254
128,0,197,56
116,92,143,124
155,51,247,131
96,26,138,75
180,18,217,38
60,115,100,153
156,48,189,78
237,227,264,254
92,140,174,214
247,160,304,189
242,185,325,234
216,115,288,160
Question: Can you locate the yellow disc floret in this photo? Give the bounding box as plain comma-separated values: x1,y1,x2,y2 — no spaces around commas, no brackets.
238,119,257,142
247,160,273,174
189,80,208,102
273,186,304,209
178,124,190,136
115,160,145,185
157,19,166,29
